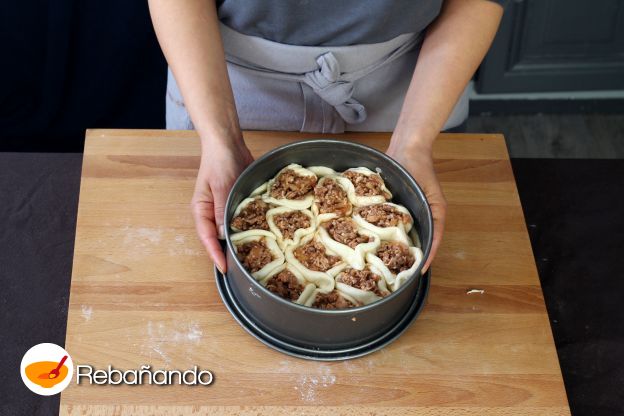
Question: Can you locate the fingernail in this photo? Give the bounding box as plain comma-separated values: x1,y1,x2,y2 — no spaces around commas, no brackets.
216,264,225,275
218,225,225,240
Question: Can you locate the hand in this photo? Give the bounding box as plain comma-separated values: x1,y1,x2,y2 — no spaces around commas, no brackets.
386,142,446,273
192,139,254,273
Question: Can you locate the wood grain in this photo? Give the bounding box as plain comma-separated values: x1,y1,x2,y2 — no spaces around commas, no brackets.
60,130,570,415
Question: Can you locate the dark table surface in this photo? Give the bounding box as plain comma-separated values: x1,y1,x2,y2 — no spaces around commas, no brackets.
1,153,623,416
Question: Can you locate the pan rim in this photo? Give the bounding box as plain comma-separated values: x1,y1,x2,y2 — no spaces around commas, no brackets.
215,265,431,360
224,138,434,315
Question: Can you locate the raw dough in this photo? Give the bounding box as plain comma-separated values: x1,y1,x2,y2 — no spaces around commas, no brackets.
262,164,317,209
266,207,316,250
230,230,285,280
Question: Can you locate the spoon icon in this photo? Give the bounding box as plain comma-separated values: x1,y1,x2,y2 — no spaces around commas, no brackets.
38,355,68,380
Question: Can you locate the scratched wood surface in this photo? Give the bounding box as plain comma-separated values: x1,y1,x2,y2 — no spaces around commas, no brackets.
60,129,570,415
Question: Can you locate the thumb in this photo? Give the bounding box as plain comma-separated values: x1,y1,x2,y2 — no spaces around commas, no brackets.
421,199,446,274
213,186,229,240
422,217,444,274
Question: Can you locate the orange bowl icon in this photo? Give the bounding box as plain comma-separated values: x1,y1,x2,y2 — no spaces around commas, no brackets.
25,360,69,388
21,343,74,395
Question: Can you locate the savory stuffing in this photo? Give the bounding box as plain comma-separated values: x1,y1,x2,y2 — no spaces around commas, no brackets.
324,217,371,248
230,198,270,231
269,169,317,200
338,267,385,296
293,240,341,272
231,164,422,309
355,204,411,227
343,170,389,198
312,290,356,310
274,210,311,240
314,178,351,215
236,239,274,273
376,241,414,274
265,270,304,301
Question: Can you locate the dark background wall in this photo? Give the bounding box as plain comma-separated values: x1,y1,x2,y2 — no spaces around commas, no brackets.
477,0,624,94
2,1,624,151
0,1,166,152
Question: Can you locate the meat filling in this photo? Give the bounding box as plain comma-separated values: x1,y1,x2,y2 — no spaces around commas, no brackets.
343,171,389,198
314,178,351,215
274,211,311,240
269,169,317,200
236,239,274,273
338,267,384,296
312,290,356,310
293,240,341,272
230,199,270,231
355,204,411,228
324,217,371,248
376,241,415,275
265,270,304,301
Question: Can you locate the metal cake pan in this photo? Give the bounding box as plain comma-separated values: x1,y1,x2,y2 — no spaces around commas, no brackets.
222,139,433,351
214,265,430,360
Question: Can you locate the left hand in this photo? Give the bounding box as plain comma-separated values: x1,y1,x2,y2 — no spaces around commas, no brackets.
386,142,446,273
192,136,254,273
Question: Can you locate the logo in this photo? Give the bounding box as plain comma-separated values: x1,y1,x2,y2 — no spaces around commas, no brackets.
21,343,74,396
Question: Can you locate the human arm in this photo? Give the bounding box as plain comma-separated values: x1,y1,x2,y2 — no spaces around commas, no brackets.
148,0,253,272
386,0,503,272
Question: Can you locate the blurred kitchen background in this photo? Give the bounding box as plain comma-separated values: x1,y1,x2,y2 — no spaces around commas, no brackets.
1,0,623,155
470,0,624,158
1,1,623,415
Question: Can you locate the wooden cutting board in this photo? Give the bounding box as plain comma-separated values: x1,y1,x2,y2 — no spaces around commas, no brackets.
60,129,570,415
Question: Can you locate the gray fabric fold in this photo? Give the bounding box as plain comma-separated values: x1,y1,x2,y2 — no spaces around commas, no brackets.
166,23,469,133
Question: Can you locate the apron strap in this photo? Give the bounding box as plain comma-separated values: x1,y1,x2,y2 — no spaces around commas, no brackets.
225,33,421,129
303,53,366,124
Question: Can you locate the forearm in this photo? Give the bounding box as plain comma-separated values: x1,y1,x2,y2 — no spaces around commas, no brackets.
390,0,503,152
148,0,241,153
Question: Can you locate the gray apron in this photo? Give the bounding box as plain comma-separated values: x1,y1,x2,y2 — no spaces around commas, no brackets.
166,23,468,133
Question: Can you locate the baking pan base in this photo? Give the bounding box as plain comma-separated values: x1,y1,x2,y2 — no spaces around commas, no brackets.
214,267,430,361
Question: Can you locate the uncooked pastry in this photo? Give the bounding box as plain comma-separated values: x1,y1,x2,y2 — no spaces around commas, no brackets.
230,230,285,280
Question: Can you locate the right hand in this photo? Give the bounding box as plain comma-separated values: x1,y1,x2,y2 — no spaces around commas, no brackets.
192,139,254,273
387,144,446,274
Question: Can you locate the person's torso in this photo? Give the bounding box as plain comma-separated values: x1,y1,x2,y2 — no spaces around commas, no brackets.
217,0,443,46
